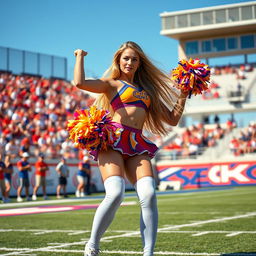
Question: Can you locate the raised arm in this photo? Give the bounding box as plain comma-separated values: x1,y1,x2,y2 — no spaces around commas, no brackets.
73,49,111,94
162,91,188,126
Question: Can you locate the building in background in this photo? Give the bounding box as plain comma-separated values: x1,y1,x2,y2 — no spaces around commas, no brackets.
160,1,256,63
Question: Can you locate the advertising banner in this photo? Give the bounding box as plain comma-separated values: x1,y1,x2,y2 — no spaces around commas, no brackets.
156,161,256,189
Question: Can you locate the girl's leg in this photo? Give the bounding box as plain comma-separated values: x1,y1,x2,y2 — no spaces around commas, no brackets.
134,176,158,256
86,149,125,251
86,175,125,250
125,155,158,256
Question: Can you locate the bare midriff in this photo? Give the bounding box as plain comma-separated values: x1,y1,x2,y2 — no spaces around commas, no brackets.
112,106,146,130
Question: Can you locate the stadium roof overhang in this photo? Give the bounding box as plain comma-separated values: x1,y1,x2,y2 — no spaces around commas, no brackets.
160,21,256,41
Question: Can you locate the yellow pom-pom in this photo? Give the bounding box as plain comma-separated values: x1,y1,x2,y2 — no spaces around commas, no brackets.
67,106,119,152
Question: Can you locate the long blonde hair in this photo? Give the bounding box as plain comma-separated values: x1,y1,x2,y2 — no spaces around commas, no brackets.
94,41,180,135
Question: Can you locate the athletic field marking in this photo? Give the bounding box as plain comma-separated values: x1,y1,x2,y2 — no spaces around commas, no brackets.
1,212,255,255
1,228,256,237
0,247,221,255
192,231,211,237
97,211,256,241
0,187,246,209
0,187,253,210
226,231,244,237
0,190,214,209
0,201,137,217
2,250,255,256
159,211,256,231
0,197,136,209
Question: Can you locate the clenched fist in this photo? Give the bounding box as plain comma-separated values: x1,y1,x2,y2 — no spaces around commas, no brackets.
74,49,88,57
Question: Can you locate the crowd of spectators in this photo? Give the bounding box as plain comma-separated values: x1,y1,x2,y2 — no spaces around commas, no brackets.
201,63,254,100
162,119,237,160
0,71,255,163
0,72,94,160
229,122,256,156
211,63,254,78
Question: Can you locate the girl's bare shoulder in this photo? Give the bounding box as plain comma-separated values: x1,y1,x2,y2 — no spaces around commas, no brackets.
100,78,123,90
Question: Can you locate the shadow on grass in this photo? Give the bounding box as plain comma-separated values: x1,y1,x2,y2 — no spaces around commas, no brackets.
221,253,256,256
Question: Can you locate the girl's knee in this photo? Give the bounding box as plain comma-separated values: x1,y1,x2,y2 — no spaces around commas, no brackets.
106,189,124,205
139,188,156,208
104,176,125,205
135,176,156,208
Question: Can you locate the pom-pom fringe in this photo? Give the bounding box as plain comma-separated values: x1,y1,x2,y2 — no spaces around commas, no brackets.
171,58,211,98
67,106,119,152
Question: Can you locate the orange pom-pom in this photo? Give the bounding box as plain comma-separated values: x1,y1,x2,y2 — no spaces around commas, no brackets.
67,106,119,152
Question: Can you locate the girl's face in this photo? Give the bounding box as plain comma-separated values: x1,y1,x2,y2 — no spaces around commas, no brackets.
119,48,140,77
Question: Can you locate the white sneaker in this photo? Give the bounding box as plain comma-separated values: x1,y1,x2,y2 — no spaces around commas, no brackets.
84,244,100,256
81,192,85,197
17,197,23,202
75,190,81,197
32,194,37,201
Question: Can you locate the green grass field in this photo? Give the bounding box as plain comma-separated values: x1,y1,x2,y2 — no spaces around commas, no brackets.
0,186,255,256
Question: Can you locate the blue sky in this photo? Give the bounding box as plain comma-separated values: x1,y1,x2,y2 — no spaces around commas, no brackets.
0,0,252,80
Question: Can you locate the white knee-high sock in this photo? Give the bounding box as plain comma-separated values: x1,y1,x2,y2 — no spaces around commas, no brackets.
135,176,158,256
87,176,125,249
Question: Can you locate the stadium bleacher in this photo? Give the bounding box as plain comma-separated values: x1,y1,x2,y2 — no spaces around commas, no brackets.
207,64,255,101
0,72,94,160
155,62,256,162
1,63,255,163
229,121,256,156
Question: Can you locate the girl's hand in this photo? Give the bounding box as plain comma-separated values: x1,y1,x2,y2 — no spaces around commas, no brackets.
179,90,189,99
74,49,88,57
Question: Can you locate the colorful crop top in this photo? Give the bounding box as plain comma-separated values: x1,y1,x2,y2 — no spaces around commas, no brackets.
110,80,150,111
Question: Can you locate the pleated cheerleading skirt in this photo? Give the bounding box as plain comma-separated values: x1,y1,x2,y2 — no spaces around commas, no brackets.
89,122,158,161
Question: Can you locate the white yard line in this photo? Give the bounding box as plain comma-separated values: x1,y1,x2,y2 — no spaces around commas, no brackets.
159,212,256,231
192,231,211,236
0,247,221,255
99,211,256,241
1,228,256,236
226,232,244,237
1,212,255,255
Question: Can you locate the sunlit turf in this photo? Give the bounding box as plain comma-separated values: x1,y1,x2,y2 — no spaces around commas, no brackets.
0,186,255,256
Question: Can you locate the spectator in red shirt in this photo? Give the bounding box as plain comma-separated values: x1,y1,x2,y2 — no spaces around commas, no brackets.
19,137,30,155
229,136,240,155
32,153,49,200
